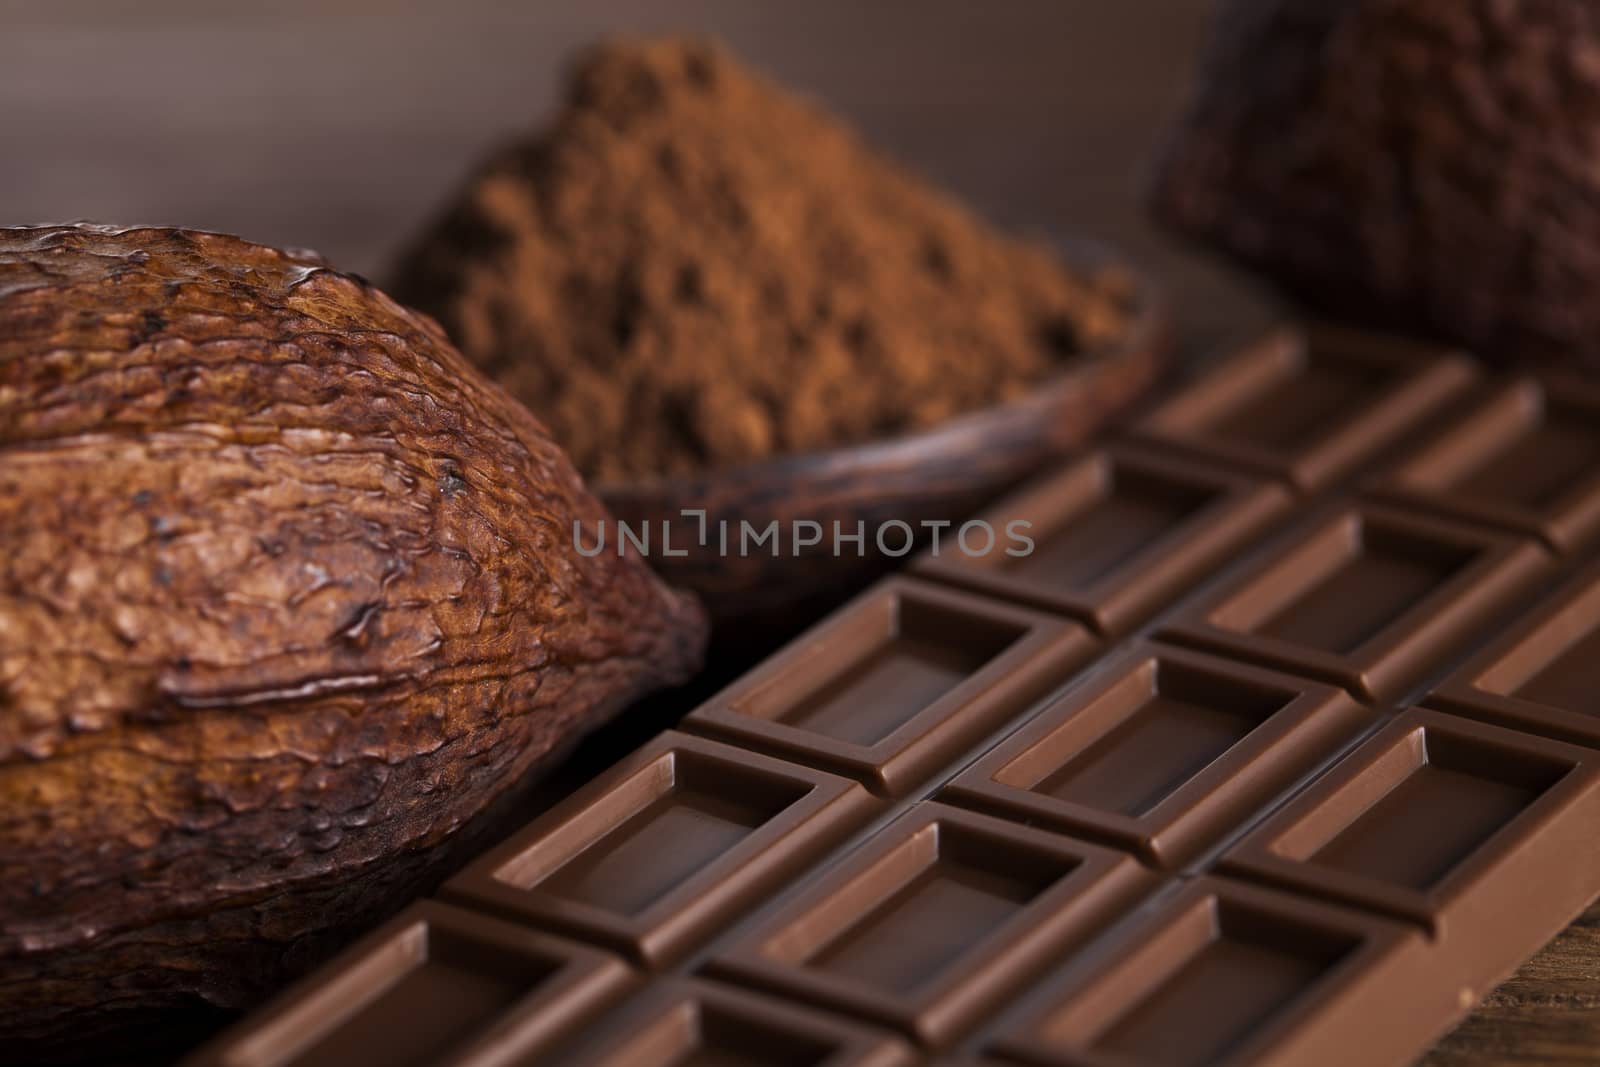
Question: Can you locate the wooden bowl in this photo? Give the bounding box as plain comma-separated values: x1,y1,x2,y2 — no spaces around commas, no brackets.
597,243,1170,651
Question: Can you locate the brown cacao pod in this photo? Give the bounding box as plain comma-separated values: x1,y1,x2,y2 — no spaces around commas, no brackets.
0,224,706,1058
1150,0,1600,369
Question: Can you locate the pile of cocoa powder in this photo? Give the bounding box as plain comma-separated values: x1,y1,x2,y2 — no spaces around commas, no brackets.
391,37,1139,482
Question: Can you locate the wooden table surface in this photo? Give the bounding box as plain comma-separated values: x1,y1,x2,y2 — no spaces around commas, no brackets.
2,2,1596,1063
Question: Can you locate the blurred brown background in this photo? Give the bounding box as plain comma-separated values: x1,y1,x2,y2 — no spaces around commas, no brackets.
1,0,1271,348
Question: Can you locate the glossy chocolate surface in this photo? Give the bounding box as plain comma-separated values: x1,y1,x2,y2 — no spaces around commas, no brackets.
189,326,1600,1067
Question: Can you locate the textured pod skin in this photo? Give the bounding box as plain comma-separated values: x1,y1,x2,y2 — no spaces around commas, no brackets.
1151,0,1600,369
0,225,705,1057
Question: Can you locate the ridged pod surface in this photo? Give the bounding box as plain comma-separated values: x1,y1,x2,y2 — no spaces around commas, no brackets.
1152,0,1600,368
0,224,705,1056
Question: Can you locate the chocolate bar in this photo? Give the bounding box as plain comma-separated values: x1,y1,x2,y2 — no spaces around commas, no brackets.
186,325,1600,1067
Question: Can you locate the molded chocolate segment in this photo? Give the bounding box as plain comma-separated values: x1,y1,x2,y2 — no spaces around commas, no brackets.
913,446,1290,635
992,878,1436,1067
183,902,630,1067
1223,709,1600,936
684,577,1097,795
539,980,914,1067
1161,504,1548,702
1430,562,1600,748
1133,326,1474,491
942,644,1371,867
709,803,1148,1048
442,732,874,967
1370,376,1600,551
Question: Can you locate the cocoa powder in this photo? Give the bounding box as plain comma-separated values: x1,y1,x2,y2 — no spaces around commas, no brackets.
391,37,1137,482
